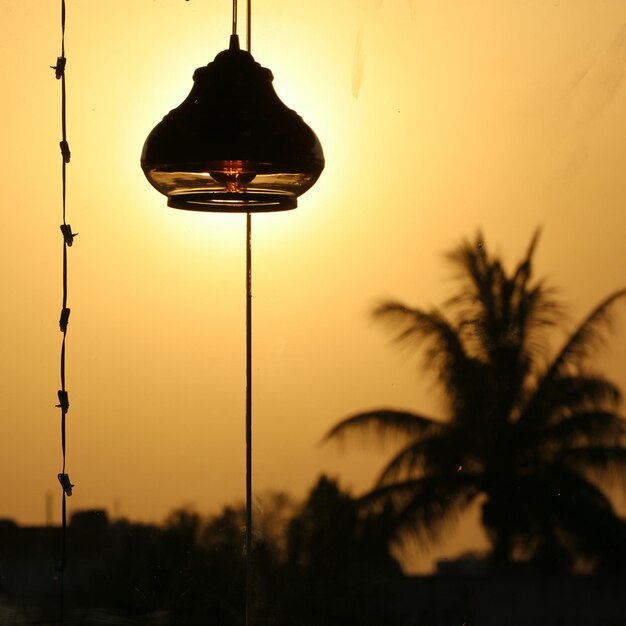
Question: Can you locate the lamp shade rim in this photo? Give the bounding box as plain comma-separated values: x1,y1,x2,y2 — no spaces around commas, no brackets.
167,190,297,212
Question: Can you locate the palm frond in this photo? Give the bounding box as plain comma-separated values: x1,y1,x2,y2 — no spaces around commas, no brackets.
549,288,626,375
376,425,474,485
445,232,562,376
527,464,615,525
373,301,481,412
444,234,498,326
357,474,479,548
554,445,626,494
514,465,618,563
322,409,440,448
539,410,626,449
520,374,622,428
374,441,432,484
518,281,565,381
372,302,463,361
524,280,563,327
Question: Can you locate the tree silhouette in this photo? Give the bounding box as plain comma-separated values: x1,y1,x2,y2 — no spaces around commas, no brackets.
281,476,403,626
325,231,626,572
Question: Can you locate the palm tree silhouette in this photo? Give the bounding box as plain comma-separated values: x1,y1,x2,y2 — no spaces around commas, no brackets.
325,232,626,572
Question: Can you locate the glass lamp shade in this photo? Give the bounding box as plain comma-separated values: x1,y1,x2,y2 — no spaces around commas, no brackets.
141,35,324,212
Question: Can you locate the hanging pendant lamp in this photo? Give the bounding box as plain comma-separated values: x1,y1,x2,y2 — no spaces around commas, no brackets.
142,6,320,623
141,34,324,212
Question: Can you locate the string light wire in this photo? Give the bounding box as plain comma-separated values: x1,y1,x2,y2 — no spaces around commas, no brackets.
51,0,75,622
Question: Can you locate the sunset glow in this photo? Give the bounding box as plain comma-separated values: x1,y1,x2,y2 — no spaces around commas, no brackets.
2,0,626,573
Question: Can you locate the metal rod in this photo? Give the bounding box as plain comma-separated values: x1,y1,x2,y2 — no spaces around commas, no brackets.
245,212,252,626
246,0,251,51
232,0,237,35
245,3,253,624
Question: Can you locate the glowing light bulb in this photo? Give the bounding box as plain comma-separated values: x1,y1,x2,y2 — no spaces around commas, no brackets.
210,160,257,192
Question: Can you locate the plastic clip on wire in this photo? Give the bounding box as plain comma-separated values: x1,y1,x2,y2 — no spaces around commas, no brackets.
57,473,74,497
51,56,66,80
56,390,70,412
59,308,71,333
60,224,76,246
59,140,71,164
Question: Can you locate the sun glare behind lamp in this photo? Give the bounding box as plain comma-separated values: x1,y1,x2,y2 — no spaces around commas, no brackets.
141,35,324,213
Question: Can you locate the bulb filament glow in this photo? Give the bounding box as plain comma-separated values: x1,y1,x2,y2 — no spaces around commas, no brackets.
210,160,256,192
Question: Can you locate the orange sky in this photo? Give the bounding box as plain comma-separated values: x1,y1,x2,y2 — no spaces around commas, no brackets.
2,0,626,572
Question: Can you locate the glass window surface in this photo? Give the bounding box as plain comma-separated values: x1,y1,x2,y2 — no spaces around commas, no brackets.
1,2,625,624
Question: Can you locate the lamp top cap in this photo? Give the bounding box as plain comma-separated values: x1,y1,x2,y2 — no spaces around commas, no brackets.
194,33,273,82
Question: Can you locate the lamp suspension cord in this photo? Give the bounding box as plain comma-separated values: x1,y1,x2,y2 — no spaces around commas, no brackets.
227,1,254,621
52,0,76,624
231,0,251,48
243,2,253,625
246,0,251,51
245,212,253,626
